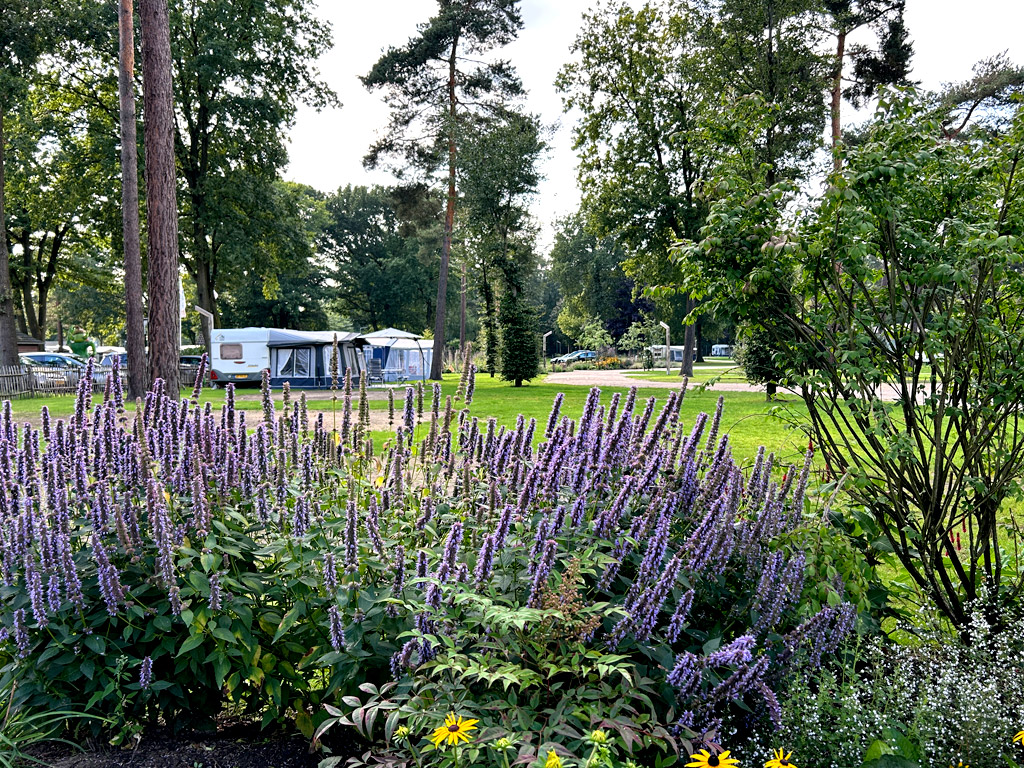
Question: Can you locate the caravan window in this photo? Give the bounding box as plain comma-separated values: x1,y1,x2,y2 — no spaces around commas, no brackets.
220,343,243,360
273,348,312,378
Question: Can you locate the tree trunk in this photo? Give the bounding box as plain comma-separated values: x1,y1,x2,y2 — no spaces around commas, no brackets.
140,0,181,395
695,318,704,363
459,261,466,354
831,30,846,173
766,381,777,401
430,32,461,382
193,256,217,354
680,296,696,377
0,107,20,366
682,322,695,377
21,275,39,342
119,0,149,400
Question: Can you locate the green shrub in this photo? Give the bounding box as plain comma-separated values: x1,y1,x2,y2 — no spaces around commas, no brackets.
0,370,876,763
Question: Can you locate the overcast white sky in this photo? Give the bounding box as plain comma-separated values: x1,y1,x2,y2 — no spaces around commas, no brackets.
285,0,1024,250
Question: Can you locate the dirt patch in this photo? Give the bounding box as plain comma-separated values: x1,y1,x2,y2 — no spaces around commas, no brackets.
543,369,760,390
28,722,363,768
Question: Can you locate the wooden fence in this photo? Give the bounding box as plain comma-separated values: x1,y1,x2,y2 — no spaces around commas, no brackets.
0,363,205,400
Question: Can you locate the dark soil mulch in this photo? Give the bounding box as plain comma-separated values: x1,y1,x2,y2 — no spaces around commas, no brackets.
25,721,363,768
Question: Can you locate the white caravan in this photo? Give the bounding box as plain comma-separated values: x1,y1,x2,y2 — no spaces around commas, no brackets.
209,328,273,385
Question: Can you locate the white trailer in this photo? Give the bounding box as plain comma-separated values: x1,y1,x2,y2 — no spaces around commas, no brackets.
209,328,366,388
209,328,272,385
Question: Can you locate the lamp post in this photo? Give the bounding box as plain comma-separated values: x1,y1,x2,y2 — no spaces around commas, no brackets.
542,331,552,370
659,321,671,375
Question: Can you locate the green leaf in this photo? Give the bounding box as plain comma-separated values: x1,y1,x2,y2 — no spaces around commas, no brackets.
863,758,919,768
211,627,237,644
212,652,230,687
272,604,303,643
177,634,206,657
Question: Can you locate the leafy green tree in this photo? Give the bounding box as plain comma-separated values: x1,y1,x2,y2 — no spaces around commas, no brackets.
705,0,830,183
821,1,913,168
5,59,119,341
555,1,723,375
220,183,330,331
458,109,543,377
170,0,335,340
318,185,442,332
682,89,1024,633
498,289,537,386
364,0,525,380
0,0,83,363
576,316,613,352
54,257,128,345
733,322,786,400
618,316,659,356
549,213,645,340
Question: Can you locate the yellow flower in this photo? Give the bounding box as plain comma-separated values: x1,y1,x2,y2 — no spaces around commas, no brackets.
589,730,609,745
949,762,968,768
545,750,563,768
765,748,797,768
1015,730,1024,745
687,749,740,768
430,713,478,748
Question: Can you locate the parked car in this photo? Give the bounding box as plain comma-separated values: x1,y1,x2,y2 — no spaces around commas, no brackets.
100,352,127,368
550,350,597,365
21,352,109,386
18,355,78,391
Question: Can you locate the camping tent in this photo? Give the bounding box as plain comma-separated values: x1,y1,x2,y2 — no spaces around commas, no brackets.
267,329,365,388
358,328,432,382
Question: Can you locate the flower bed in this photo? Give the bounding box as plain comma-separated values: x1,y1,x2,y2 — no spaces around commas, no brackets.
0,359,873,766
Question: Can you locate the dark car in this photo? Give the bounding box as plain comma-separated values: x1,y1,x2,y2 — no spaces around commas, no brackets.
550,350,598,365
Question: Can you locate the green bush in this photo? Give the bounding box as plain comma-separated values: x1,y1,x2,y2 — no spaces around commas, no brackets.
0,373,876,764
729,601,1024,768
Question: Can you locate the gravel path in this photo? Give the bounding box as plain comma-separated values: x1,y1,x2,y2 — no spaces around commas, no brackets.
543,369,766,392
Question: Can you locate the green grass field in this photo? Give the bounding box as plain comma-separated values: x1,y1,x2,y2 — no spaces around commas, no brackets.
3,373,812,467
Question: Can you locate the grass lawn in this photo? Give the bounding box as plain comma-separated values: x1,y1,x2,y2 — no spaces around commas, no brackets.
1,373,811,467
625,360,751,385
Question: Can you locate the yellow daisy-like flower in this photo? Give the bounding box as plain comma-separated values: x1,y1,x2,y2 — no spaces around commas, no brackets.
687,748,740,768
544,749,563,768
765,748,797,768
1015,730,1024,745
429,713,479,748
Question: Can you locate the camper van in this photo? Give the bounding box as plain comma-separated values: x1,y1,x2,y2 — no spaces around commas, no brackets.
209,328,366,388
711,344,734,357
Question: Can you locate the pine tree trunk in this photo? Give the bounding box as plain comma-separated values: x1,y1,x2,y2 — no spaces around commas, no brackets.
831,31,846,172
140,0,181,395
0,107,19,366
430,32,461,382
119,0,149,399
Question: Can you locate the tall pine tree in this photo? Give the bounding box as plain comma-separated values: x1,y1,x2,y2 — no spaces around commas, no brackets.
363,0,524,380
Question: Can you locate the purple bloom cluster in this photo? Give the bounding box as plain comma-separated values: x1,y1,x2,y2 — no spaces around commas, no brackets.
140,656,153,689
0,361,849,741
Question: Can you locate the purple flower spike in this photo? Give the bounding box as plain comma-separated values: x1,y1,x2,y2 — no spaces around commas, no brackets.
328,605,345,651
140,656,153,689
